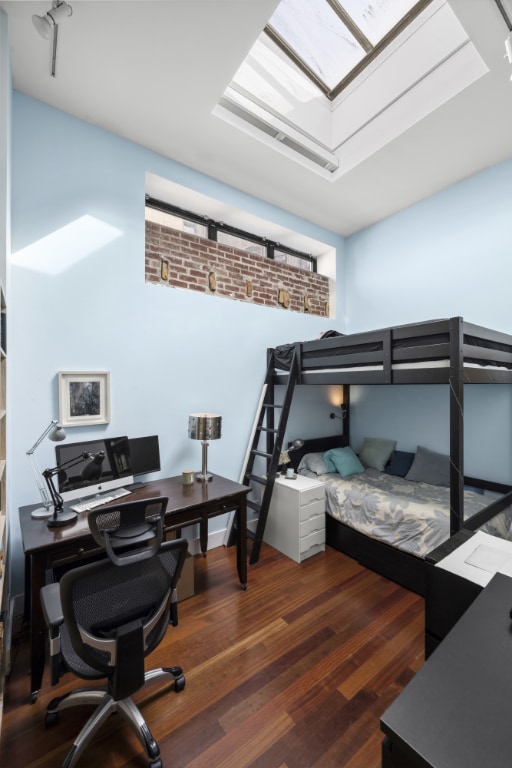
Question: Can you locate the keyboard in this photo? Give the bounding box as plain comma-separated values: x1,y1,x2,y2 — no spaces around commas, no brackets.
71,487,131,514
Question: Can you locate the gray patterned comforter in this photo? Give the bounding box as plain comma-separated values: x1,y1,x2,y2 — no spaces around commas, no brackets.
307,468,508,558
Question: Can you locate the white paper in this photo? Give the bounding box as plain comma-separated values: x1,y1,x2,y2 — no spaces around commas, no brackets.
464,544,512,573
436,531,512,586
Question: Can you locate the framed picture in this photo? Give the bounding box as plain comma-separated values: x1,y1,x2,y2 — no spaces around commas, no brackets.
58,371,111,427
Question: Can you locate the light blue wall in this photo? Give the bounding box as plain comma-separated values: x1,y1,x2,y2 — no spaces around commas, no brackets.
9,94,345,591
345,160,512,481
8,90,512,593
345,160,512,332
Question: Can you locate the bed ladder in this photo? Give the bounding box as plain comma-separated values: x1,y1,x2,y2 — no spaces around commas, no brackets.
226,347,300,564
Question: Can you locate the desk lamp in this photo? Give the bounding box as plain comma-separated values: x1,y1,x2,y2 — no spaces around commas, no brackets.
188,413,222,481
27,419,66,519
279,439,304,475
43,451,104,528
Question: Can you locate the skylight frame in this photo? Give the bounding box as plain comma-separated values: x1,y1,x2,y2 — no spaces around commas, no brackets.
264,0,435,101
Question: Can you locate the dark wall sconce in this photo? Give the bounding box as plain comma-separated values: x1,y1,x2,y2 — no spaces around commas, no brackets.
330,404,347,420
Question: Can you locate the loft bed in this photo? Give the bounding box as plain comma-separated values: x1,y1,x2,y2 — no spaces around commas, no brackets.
271,317,512,595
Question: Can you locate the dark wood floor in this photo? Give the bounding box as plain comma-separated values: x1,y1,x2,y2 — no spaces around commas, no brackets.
1,543,424,767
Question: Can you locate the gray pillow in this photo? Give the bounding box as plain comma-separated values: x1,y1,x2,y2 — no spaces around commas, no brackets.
359,437,396,472
297,452,330,475
405,445,450,487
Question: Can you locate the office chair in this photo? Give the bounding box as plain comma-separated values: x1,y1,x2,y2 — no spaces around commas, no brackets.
40,496,188,768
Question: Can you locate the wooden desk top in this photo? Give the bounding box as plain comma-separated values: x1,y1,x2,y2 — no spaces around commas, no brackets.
20,474,249,554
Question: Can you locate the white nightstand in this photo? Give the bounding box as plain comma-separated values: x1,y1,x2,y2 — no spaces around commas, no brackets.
264,474,326,563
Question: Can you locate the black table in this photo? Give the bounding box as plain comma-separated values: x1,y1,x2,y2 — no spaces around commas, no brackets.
20,474,249,701
424,529,481,657
381,572,512,768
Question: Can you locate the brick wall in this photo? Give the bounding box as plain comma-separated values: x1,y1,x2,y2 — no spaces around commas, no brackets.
145,221,330,317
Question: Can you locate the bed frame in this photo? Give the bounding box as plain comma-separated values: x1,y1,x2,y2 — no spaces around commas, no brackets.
275,318,512,594
288,435,439,594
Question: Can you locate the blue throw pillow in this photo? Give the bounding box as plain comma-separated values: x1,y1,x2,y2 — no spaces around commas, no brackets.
324,447,365,478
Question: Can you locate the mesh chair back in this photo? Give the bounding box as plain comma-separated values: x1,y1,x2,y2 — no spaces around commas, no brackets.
88,496,168,566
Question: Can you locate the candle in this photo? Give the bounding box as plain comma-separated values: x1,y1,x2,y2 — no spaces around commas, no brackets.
182,469,195,485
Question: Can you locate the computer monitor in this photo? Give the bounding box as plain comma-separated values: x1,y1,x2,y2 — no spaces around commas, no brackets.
55,436,134,502
128,435,161,477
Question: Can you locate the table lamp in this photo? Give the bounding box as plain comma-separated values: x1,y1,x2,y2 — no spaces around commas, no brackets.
188,413,222,481
27,419,66,519
279,439,305,475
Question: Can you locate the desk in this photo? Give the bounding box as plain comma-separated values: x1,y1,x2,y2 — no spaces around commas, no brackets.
19,473,249,701
424,529,481,657
381,572,512,768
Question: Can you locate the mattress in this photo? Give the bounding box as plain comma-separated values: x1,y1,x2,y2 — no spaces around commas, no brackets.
301,468,509,558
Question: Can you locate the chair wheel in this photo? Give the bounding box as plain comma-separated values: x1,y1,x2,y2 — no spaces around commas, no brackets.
174,674,186,692
45,711,59,727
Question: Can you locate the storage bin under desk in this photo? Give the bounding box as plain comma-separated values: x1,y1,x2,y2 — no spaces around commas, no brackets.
264,474,325,563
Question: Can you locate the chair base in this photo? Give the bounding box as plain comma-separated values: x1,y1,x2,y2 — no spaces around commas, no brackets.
46,666,185,768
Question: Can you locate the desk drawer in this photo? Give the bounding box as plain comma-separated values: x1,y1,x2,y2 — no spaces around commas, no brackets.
44,538,104,571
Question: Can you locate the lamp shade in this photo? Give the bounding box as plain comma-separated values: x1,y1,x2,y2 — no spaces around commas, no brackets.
32,13,53,39
188,413,222,441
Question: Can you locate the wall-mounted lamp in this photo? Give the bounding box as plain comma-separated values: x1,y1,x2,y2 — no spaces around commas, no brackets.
330,404,347,420
32,1,73,77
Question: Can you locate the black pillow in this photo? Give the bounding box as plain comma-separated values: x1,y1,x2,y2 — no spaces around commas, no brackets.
385,450,415,477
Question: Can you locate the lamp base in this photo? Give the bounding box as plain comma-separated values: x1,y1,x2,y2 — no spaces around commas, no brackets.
196,472,213,482
47,509,78,528
31,505,54,520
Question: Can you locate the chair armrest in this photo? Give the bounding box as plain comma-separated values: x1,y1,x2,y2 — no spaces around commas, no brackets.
41,582,64,629
41,583,64,685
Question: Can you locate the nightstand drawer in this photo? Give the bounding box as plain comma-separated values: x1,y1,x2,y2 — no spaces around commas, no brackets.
300,515,325,538
299,498,325,521
296,484,325,507
299,529,325,560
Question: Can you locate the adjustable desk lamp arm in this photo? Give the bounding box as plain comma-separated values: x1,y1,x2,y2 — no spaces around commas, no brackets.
42,452,95,524
27,419,65,510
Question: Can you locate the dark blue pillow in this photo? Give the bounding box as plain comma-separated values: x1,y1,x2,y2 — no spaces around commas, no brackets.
385,450,415,477
464,485,485,495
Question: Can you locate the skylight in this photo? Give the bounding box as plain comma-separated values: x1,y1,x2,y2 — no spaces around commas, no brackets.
265,0,433,100
214,0,489,179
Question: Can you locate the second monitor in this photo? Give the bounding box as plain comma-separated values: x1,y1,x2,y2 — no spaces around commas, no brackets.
127,434,161,477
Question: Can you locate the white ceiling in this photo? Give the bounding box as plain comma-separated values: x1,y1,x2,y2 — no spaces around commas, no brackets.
2,0,512,236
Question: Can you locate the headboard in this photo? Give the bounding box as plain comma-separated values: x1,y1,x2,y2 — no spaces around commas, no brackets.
288,435,348,471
